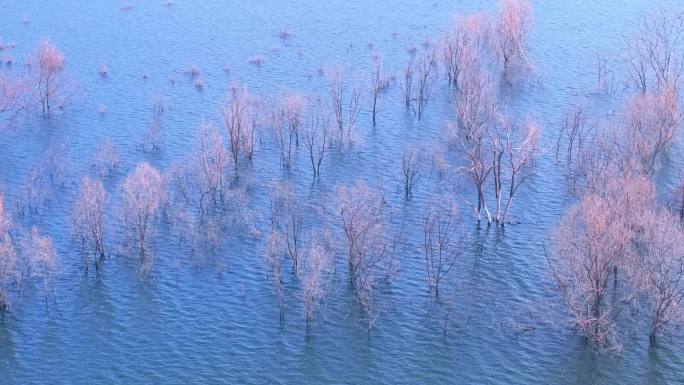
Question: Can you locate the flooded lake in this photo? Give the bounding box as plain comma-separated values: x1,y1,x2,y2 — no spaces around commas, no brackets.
0,0,683,383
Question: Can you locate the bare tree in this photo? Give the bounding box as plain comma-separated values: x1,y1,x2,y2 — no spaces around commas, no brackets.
222,83,251,176
401,147,422,198
24,227,58,302
623,87,679,175
328,68,344,133
268,182,304,274
72,177,107,272
493,0,533,72
345,84,362,143
636,209,684,343
195,122,230,208
92,139,120,178
265,230,285,320
414,48,437,118
337,180,387,331
0,75,25,118
501,119,541,223
441,13,484,89
122,162,166,278
31,40,68,114
455,60,495,139
400,49,416,110
625,11,684,94
303,98,330,178
370,54,390,125
0,195,17,309
422,196,466,298
301,239,333,324
460,122,493,224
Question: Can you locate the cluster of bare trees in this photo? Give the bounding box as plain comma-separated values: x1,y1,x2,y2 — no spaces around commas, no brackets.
548,12,684,347
549,174,684,347
0,194,59,307
625,10,684,94
263,182,335,325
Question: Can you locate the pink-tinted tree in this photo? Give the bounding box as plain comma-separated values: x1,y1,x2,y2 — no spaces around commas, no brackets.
337,180,387,331
548,175,654,347
265,230,285,320
195,122,230,208
24,227,58,302
0,195,17,309
72,177,107,272
122,162,166,278
222,83,251,176
493,0,533,72
441,13,485,89
300,239,333,324
0,75,24,118
625,11,684,94
623,87,679,175
422,196,466,298
636,209,684,343
31,40,67,114
92,139,120,178
268,182,303,274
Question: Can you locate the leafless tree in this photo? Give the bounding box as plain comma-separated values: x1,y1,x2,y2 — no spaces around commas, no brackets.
625,10,684,94
422,196,466,298
0,195,17,309
31,40,68,114
93,139,120,178
24,227,58,302
328,68,344,133
460,122,493,224
72,177,107,272
0,75,25,118
303,98,330,178
414,48,437,118
636,209,684,343
501,119,541,223
195,122,230,208
401,147,422,198
222,83,251,176
400,49,416,110
337,180,387,331
623,87,679,175
441,13,485,89
493,0,533,72
122,162,166,278
370,54,390,125
268,182,304,274
455,60,495,140
265,230,285,320
301,238,333,324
